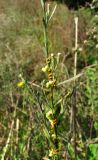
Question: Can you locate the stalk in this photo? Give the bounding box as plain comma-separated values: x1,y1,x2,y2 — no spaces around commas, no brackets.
41,1,59,159
51,88,58,150
43,1,49,57
71,17,78,159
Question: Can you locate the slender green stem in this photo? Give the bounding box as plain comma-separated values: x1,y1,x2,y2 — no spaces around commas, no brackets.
43,3,49,57
51,88,58,150
44,23,48,57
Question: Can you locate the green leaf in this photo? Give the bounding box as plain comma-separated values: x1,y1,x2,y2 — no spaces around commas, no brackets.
68,143,74,159
89,144,98,158
76,156,81,160
94,121,98,131
43,127,50,141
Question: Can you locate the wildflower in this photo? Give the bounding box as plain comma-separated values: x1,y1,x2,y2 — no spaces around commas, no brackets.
53,79,56,87
46,110,54,123
50,118,57,129
46,110,53,121
46,56,51,64
49,148,58,157
46,80,54,88
42,65,49,72
17,81,25,87
46,111,57,128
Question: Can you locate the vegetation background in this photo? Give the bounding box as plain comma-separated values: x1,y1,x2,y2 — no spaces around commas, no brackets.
0,0,98,159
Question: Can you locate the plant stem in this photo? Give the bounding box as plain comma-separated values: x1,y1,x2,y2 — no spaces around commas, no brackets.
51,88,58,149
43,2,49,57
71,17,78,159
1,121,14,160
44,23,48,57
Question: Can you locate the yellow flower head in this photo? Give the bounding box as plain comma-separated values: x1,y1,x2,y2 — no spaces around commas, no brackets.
49,148,58,157
46,80,54,88
51,118,57,129
42,65,49,72
17,81,25,87
46,110,53,120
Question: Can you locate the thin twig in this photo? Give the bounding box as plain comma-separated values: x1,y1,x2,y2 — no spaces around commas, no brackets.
29,63,98,88
58,63,97,86
49,4,57,21
1,121,14,160
16,119,19,145
58,72,83,86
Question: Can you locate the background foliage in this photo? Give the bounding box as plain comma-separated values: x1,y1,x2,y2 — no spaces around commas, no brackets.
0,0,98,159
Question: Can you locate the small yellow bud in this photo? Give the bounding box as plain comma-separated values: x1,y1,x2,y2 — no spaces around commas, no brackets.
46,80,54,88
42,65,49,72
46,110,53,120
49,148,58,157
17,81,25,87
51,119,57,129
